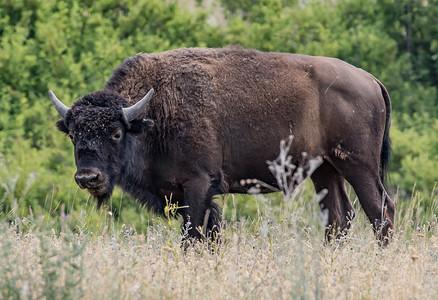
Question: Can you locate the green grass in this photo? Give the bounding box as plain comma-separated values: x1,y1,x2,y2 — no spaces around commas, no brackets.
1,182,437,299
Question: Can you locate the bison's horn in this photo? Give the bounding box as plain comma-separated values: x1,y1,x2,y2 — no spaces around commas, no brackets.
49,90,70,119
122,88,154,122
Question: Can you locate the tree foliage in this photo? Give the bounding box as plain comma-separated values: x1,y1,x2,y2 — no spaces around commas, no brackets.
0,0,436,223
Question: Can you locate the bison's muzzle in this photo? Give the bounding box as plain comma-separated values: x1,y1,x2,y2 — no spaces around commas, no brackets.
75,168,107,196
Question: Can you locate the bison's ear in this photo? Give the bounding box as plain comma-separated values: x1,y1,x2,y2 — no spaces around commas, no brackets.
129,118,155,134
56,119,69,134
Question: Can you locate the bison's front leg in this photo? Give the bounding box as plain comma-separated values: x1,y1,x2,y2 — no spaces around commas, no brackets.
181,172,223,242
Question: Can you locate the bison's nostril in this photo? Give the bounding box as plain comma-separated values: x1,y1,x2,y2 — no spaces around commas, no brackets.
75,173,99,189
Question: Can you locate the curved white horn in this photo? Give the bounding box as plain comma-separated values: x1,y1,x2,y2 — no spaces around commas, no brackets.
122,88,154,122
49,90,70,119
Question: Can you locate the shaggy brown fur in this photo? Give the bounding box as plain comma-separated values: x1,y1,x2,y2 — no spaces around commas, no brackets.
53,46,394,242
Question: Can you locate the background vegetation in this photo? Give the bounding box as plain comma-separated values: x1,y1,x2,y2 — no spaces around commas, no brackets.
0,0,437,229
1,186,438,299
1,1,438,298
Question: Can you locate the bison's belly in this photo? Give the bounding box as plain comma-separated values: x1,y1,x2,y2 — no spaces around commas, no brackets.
223,155,280,193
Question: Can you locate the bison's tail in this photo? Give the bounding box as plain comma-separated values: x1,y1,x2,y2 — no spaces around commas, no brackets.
376,78,392,184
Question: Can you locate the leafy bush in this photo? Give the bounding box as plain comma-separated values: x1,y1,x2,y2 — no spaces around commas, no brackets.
0,0,437,229
390,115,438,197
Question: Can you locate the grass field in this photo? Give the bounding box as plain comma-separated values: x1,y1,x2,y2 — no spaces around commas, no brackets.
1,184,437,299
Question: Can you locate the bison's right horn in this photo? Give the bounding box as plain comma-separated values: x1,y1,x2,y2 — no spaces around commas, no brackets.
122,88,154,122
49,90,70,119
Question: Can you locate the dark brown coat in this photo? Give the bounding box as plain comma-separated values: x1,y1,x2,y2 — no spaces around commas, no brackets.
51,46,395,241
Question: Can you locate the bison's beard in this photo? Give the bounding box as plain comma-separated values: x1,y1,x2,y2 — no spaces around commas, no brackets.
94,184,114,209
96,193,110,209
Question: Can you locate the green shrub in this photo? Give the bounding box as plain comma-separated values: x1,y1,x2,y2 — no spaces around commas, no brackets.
0,0,437,230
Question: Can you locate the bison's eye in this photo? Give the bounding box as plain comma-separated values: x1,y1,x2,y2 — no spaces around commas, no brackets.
111,129,123,143
68,133,75,144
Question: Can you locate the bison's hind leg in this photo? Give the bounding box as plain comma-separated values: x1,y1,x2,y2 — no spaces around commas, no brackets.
310,160,355,242
326,143,395,244
340,162,395,244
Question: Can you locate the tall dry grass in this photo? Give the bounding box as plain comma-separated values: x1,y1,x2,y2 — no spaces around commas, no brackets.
1,137,437,299
1,184,438,299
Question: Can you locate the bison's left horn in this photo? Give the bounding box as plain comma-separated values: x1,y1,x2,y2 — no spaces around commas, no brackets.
49,90,70,119
122,88,154,122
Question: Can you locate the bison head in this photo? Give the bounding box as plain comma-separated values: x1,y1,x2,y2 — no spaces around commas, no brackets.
50,89,154,206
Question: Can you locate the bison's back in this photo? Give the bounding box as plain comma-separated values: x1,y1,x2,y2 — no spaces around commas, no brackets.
106,47,387,185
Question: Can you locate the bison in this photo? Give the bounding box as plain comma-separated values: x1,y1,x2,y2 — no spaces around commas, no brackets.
50,46,394,242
